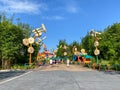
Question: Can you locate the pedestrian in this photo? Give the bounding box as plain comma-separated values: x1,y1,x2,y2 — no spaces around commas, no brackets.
50,59,52,65
67,58,70,66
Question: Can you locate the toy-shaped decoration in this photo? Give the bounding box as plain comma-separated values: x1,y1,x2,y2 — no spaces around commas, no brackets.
94,41,99,47
22,24,47,65
28,47,34,53
94,48,100,55
81,49,85,54
73,45,77,52
28,37,35,44
41,24,46,32
23,38,29,46
64,52,67,56
32,24,46,38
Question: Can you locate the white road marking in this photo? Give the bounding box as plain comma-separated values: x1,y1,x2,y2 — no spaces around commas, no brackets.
0,71,32,85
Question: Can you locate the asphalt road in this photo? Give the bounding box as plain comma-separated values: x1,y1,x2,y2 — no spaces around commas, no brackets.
0,65,120,90
0,70,26,81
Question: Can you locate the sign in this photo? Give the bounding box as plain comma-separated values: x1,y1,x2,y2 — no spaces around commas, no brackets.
28,47,34,53
28,37,34,44
23,38,29,46
94,41,99,47
94,49,100,55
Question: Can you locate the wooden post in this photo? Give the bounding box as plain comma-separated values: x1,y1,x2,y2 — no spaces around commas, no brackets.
29,53,32,65
29,44,32,65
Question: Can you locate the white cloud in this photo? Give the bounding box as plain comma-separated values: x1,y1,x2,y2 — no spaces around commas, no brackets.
42,15,65,20
0,0,47,14
66,5,79,13
51,0,80,14
65,0,80,13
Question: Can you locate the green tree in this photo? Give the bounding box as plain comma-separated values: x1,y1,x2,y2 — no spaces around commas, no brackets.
0,14,32,68
56,39,68,58
100,23,120,62
81,33,94,55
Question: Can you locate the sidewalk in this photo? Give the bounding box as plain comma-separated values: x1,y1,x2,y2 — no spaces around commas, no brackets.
38,64,93,71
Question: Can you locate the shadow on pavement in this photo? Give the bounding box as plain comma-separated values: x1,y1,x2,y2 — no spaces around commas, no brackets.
99,70,120,75
0,70,26,81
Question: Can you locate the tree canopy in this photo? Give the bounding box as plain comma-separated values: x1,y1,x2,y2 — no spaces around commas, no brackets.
0,14,39,69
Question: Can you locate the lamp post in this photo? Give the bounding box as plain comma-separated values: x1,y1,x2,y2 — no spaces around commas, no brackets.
23,24,46,65
90,30,101,64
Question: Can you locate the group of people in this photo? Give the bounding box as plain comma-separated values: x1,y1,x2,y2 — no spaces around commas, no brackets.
49,57,70,66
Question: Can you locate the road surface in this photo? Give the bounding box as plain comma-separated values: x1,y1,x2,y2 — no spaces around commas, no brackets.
0,64,120,90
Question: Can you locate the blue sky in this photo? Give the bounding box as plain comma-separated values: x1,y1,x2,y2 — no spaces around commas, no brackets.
0,0,120,51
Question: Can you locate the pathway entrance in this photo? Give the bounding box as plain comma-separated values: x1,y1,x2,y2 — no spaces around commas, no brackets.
38,64,93,71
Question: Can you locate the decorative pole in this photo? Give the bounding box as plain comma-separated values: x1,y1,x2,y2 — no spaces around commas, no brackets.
22,24,46,65
94,38,100,64
90,30,101,65
63,45,68,60
63,45,69,66
28,37,35,64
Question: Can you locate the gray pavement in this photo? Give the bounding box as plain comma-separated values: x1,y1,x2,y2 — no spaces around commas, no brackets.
0,70,26,81
0,65,120,90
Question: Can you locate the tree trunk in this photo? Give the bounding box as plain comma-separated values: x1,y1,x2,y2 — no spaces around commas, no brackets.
0,59,2,68
2,60,11,69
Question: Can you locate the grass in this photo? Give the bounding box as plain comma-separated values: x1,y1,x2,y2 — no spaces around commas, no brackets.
100,60,109,65
11,64,36,70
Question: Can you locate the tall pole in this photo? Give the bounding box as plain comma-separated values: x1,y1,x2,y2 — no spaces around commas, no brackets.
90,30,101,65
29,53,32,65
23,24,47,65
96,55,98,64
94,39,100,65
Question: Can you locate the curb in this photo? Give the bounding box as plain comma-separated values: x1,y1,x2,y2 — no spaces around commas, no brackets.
0,69,23,72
